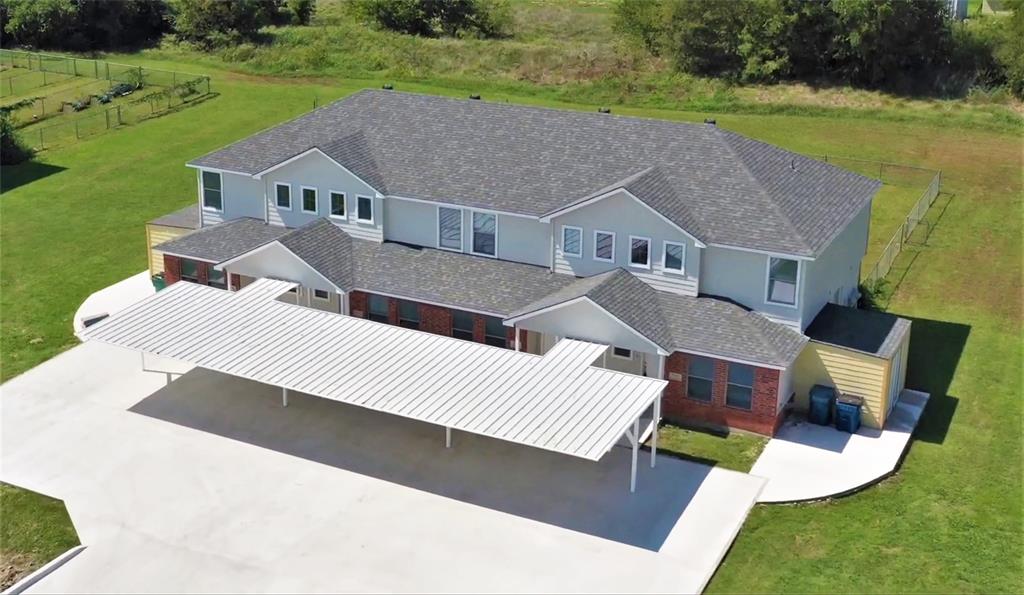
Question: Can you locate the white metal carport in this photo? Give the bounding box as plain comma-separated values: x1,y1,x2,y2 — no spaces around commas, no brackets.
80,278,667,491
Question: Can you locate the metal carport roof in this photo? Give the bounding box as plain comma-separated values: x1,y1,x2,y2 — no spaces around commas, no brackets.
80,279,666,464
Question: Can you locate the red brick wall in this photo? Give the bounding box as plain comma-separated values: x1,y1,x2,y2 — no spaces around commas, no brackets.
472,314,487,343
197,261,209,285
421,303,452,336
349,290,367,318
229,274,241,291
662,351,783,436
163,255,181,285
387,297,399,325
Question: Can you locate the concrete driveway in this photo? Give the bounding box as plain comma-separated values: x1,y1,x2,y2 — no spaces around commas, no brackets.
1,342,764,593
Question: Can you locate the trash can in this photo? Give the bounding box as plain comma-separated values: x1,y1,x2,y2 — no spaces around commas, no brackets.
808,384,836,426
152,273,166,292
835,394,864,433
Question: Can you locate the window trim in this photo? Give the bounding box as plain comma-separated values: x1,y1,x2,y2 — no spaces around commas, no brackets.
436,205,464,253
593,229,616,263
470,210,498,258
200,170,223,212
764,256,801,309
313,288,330,301
725,363,755,411
274,182,292,211
628,235,652,269
686,355,715,403
356,195,374,223
611,346,632,360
663,240,686,274
328,190,346,219
180,258,200,283
561,225,583,259
300,185,319,215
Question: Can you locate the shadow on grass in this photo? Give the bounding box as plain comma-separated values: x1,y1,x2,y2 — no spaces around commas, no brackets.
0,161,66,193
903,315,968,445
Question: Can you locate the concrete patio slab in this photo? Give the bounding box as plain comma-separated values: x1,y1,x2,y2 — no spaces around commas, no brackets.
750,389,929,503
1,342,764,594
72,271,154,333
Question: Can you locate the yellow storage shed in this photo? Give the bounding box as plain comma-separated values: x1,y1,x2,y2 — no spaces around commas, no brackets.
146,205,200,277
794,304,911,429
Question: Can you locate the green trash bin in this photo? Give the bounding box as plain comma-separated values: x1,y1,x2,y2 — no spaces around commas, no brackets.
152,273,166,291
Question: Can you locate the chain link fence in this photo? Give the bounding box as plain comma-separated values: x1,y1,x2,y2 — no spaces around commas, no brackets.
1,49,213,150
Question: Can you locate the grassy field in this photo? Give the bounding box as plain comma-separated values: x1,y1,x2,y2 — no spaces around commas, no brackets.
0,48,1021,593
654,425,767,473
0,483,79,591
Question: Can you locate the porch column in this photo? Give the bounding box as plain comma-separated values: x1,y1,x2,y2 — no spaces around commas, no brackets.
445,426,452,448
652,354,665,468
282,387,289,407
630,417,640,493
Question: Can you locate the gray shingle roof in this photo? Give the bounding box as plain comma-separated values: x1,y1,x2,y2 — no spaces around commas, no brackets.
149,204,200,230
278,218,355,289
805,303,910,359
154,218,290,262
190,90,881,257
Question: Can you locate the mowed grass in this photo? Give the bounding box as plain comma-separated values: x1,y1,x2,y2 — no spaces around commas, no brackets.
0,483,79,591
653,424,767,473
0,55,1020,592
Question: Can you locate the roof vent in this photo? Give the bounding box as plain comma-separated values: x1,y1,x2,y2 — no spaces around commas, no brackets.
382,83,394,90
598,107,611,114
704,118,717,125
469,94,481,100
790,158,797,171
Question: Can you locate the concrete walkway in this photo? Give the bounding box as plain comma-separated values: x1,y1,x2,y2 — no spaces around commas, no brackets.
72,271,154,333
2,342,764,593
751,389,929,503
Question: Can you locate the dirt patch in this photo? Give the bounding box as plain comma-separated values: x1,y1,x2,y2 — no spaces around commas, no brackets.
0,550,39,591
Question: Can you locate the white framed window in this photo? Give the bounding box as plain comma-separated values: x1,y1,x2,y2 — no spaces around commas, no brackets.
562,225,583,258
301,186,318,214
356,195,373,223
663,241,686,273
765,256,800,307
313,289,330,300
275,182,292,210
329,190,346,218
726,363,755,410
612,346,632,360
593,230,615,262
471,211,497,257
629,236,651,269
201,171,222,211
438,206,463,251
687,356,714,402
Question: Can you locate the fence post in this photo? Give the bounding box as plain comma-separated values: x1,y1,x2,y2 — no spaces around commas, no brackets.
94,60,99,79
39,128,44,149
106,62,110,81
878,162,884,182
138,66,144,86
117,105,122,125
105,108,110,129
42,69,47,85
72,58,78,77
75,120,80,139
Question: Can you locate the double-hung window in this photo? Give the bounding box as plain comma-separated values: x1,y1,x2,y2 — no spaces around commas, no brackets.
483,316,507,347
687,356,714,402
594,230,615,262
201,171,222,211
663,241,685,273
766,257,799,306
301,186,318,214
180,259,200,283
357,195,373,222
275,183,292,210
367,294,389,323
438,207,463,251
472,212,497,257
452,310,474,340
398,301,420,329
629,236,651,268
207,267,227,289
726,364,755,410
329,191,346,218
562,226,582,258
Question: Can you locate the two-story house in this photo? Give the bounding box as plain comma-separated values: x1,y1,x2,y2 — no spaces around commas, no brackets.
147,90,911,436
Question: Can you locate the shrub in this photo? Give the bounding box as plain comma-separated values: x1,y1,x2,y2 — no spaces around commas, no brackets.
168,0,278,48
0,0,168,51
0,112,33,165
351,0,511,39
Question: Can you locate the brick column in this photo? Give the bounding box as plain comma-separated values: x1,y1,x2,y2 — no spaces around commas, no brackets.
420,303,452,336
229,274,241,291
197,261,209,285
163,254,181,285
518,328,528,351
472,314,486,343
349,291,368,318
387,297,399,325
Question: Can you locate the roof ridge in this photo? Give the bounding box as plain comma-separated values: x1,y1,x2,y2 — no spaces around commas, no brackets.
711,127,813,254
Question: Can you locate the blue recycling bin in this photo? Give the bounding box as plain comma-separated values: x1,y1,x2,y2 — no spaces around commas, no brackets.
808,385,836,426
835,394,864,433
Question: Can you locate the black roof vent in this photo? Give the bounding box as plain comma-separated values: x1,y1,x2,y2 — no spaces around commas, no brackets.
382,83,394,90
469,94,481,100
598,107,611,114
704,118,716,125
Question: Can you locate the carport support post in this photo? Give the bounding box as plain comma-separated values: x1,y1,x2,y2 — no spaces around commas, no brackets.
445,426,452,448
282,387,289,408
630,417,639,493
651,395,661,468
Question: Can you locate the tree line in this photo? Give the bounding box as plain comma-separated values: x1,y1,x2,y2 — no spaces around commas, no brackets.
615,0,1023,98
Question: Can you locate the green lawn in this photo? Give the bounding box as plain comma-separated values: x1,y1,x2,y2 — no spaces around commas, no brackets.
653,424,767,473
0,483,80,591
0,54,1020,592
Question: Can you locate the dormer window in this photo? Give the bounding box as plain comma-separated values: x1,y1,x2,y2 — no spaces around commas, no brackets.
438,207,463,251
201,171,222,211
275,183,292,210
629,236,651,269
562,225,582,258
472,211,497,257
766,257,799,306
593,230,615,262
